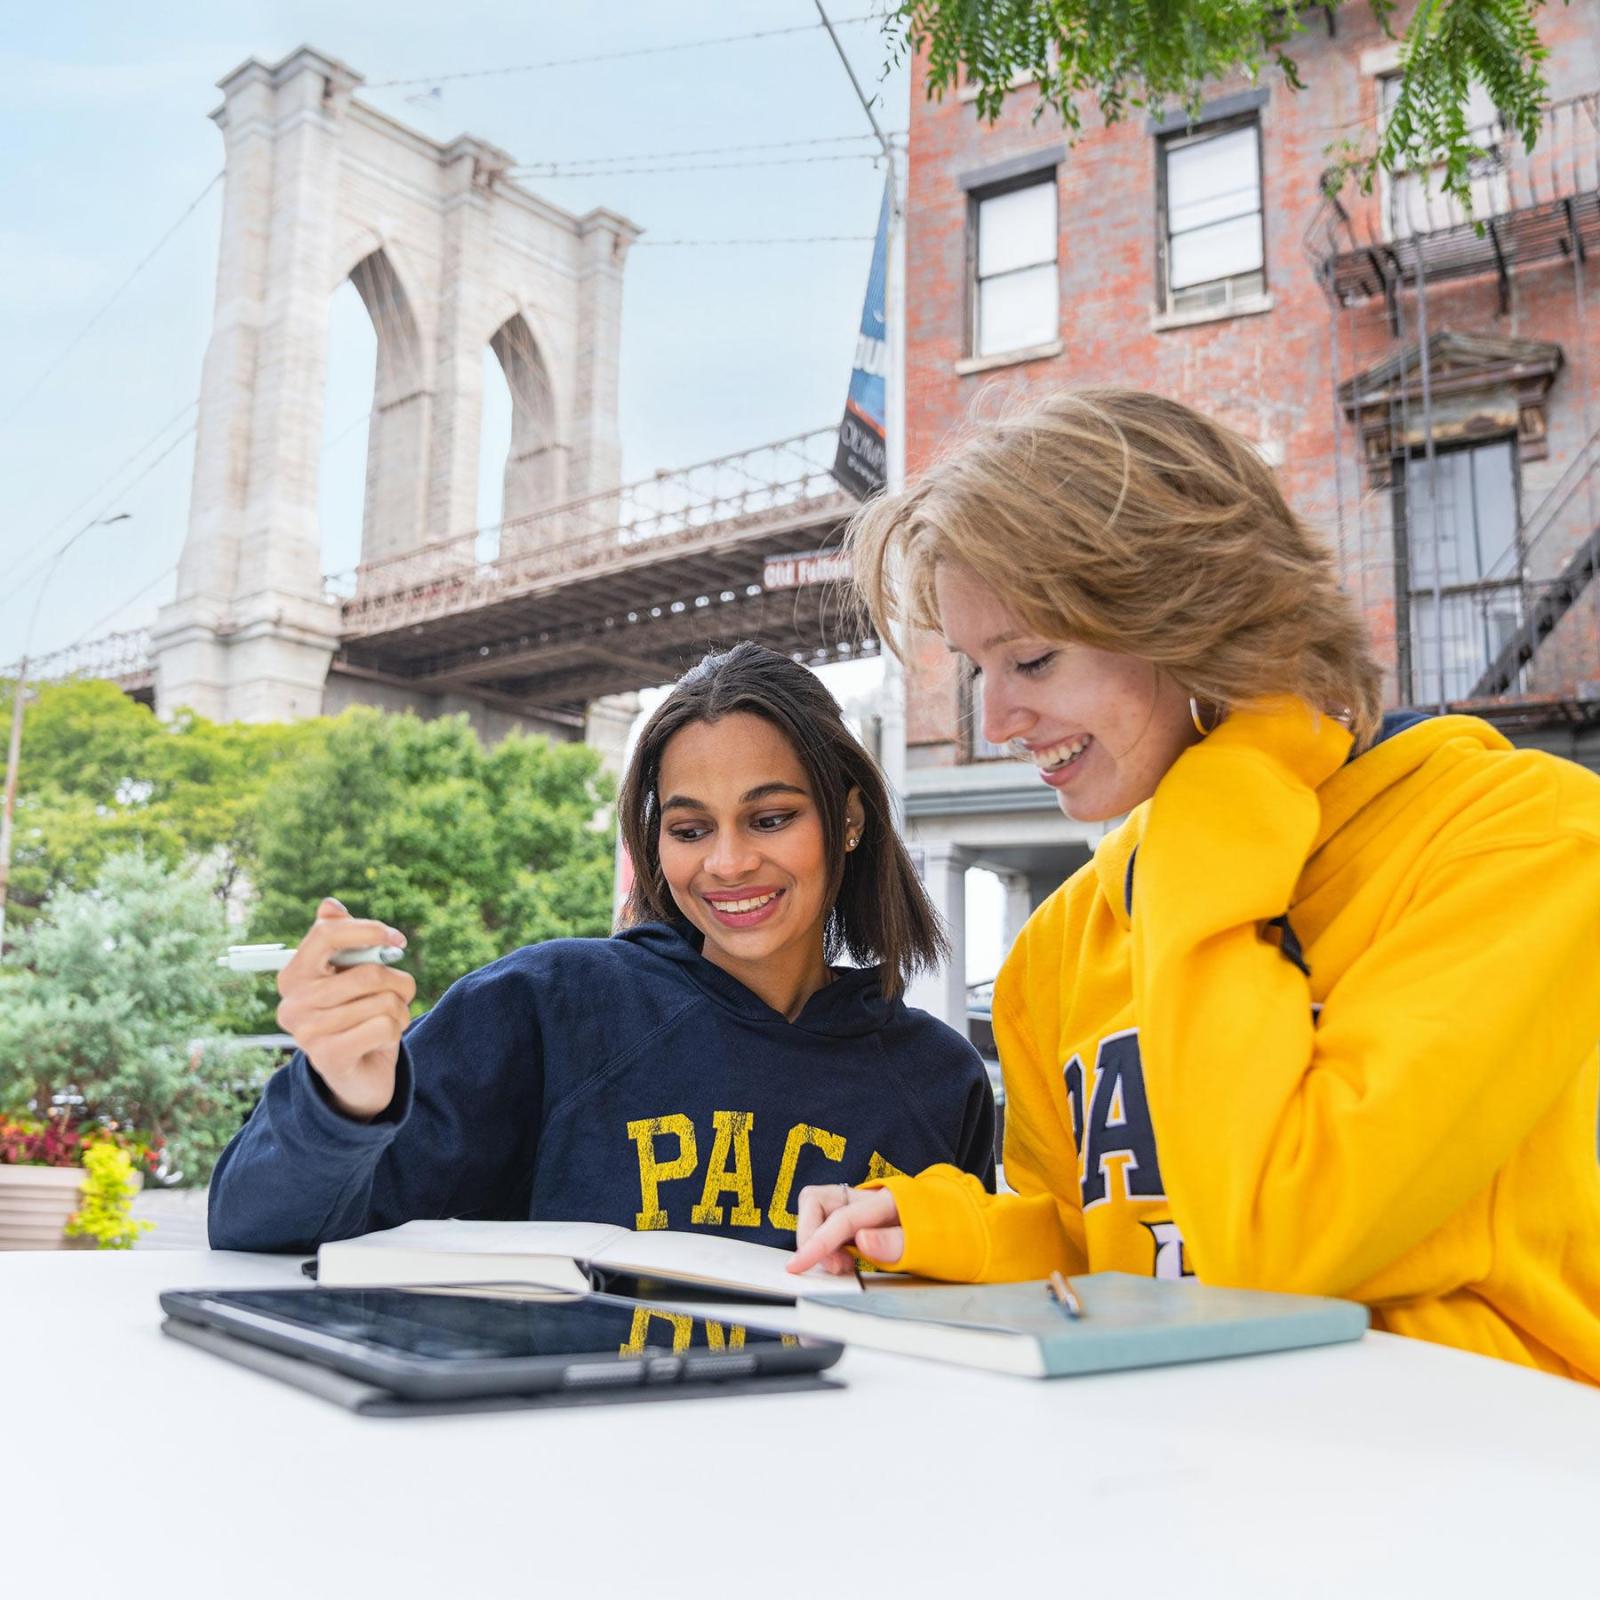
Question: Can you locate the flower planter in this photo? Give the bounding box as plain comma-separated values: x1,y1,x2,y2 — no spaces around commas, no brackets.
0,1165,87,1250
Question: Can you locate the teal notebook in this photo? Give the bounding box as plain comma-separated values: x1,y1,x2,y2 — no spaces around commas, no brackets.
789,1273,1368,1377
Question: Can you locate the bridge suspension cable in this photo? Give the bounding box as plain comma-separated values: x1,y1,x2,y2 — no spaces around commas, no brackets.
1,421,195,601
0,172,221,429
3,396,195,579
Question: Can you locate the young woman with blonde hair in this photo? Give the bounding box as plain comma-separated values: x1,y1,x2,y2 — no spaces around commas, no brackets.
792,387,1600,1385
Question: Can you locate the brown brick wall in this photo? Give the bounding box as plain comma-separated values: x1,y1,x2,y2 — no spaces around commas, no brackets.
902,2,1600,762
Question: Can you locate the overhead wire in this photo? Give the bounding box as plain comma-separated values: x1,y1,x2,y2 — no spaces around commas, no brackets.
2,422,197,601
0,172,222,428
509,131,888,173
6,397,197,568
365,12,882,90
70,562,180,649
633,234,876,247
517,150,885,177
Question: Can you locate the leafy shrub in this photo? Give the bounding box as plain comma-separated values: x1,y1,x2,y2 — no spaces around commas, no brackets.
64,1142,151,1250
0,853,275,1184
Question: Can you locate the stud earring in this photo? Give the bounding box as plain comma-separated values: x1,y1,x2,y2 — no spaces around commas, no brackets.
845,836,858,851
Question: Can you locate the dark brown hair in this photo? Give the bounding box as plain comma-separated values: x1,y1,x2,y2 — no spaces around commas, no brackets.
617,642,948,1000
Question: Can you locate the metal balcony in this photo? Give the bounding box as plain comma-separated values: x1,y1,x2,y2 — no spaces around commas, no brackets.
1307,92,1600,325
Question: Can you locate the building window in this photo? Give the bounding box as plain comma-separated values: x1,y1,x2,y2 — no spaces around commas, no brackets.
1157,117,1264,315
1378,74,1507,239
961,664,1012,761
1397,438,1521,704
971,173,1058,358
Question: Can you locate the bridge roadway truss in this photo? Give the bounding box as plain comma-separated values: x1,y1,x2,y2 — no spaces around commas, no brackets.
20,428,878,721
329,427,873,716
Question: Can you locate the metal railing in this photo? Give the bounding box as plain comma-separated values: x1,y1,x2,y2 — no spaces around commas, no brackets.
7,629,153,687
334,427,851,637
1415,566,1599,710
1460,423,1600,701
1307,92,1600,285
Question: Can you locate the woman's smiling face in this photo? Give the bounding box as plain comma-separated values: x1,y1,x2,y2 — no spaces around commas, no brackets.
935,563,1199,823
656,712,860,982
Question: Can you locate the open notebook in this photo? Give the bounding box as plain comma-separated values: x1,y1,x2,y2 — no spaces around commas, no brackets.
786,1272,1367,1376
316,1219,863,1302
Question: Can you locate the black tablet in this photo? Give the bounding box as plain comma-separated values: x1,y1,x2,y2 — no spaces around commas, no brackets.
160,1285,842,1403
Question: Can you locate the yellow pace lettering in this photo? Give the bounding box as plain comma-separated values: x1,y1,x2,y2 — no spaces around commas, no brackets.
865,1151,908,1182
691,1110,762,1228
619,1305,696,1355
703,1321,748,1351
625,1114,698,1230
767,1122,848,1231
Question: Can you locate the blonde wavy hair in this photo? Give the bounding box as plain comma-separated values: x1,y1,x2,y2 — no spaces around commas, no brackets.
849,387,1383,748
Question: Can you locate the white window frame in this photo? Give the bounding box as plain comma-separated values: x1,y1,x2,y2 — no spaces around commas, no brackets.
969,170,1059,360
1156,113,1266,317
1397,437,1523,703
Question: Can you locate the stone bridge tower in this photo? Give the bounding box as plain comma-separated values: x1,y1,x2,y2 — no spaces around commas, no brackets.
153,47,639,725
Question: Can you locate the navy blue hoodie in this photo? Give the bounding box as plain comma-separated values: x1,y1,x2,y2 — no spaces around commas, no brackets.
208,922,996,1253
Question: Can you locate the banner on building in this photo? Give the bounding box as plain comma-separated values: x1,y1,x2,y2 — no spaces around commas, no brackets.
832,182,889,500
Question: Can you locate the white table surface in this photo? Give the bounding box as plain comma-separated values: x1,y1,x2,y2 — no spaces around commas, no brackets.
4,1250,1597,1599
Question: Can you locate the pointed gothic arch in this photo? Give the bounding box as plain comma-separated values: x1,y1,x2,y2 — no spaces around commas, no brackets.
489,312,566,553
347,248,429,569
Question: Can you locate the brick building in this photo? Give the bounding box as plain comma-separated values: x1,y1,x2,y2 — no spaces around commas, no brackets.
895,3,1600,1024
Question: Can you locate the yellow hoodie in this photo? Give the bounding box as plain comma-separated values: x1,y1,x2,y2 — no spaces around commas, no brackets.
876,700,1600,1384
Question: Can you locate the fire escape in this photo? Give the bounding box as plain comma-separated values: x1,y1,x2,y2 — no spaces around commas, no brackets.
1306,91,1600,727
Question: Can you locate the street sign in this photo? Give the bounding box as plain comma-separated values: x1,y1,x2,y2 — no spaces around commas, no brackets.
762,550,852,591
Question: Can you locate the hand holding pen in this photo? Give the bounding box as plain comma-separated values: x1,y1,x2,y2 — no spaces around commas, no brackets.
252,899,416,1123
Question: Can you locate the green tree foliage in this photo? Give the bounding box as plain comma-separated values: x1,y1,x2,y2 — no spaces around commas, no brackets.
249,709,616,1009
892,0,1556,206
0,852,275,1183
0,679,322,933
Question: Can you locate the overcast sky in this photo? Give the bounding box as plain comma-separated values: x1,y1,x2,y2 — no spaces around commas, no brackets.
0,1,904,662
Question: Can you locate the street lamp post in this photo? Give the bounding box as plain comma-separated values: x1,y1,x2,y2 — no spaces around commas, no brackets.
0,511,132,954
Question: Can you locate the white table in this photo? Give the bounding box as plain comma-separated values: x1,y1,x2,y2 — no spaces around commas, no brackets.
5,1251,1597,1599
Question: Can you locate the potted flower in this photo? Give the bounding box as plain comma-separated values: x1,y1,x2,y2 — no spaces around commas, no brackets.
0,1113,159,1250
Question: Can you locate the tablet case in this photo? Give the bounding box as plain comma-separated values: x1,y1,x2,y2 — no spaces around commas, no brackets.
160,1317,842,1416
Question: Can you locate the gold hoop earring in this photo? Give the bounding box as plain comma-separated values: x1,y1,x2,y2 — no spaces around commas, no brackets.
1189,697,1222,737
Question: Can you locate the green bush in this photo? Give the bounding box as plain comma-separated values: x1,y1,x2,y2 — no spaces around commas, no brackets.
0,852,274,1184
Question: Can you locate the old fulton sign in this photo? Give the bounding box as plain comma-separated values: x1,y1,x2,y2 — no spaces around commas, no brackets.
762,549,852,591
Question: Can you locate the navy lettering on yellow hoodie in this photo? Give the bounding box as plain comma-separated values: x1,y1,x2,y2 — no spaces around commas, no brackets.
208,922,996,1253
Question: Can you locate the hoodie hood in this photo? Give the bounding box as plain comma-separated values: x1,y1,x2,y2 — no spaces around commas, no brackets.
1090,710,1514,931
1311,711,1511,853
612,919,897,1038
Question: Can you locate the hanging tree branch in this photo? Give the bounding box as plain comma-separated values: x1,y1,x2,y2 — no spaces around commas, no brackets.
886,0,1558,207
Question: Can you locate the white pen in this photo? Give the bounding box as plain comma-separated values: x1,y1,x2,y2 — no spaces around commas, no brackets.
216,943,405,973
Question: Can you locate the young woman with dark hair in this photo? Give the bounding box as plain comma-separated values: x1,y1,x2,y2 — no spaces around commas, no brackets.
209,643,995,1254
